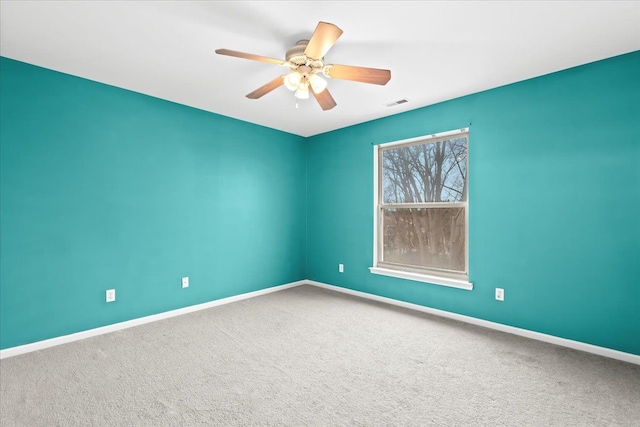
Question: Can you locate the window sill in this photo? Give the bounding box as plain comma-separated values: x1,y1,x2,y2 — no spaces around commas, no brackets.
369,267,473,290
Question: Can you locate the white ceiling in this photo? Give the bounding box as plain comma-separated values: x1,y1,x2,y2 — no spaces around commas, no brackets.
1,1,639,137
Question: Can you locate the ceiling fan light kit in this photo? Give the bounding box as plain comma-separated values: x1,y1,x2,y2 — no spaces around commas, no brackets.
294,84,309,100
215,22,391,111
309,73,327,93
283,72,301,91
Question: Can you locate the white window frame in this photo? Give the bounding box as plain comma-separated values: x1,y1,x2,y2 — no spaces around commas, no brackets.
369,128,473,291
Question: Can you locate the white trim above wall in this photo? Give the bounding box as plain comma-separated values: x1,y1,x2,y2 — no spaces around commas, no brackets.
376,128,470,149
2,279,638,366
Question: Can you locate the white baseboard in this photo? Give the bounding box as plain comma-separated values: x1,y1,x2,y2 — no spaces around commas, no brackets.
0,280,306,360
3,278,638,366
305,280,640,366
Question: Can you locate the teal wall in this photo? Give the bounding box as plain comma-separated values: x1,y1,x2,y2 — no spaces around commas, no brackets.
2,52,639,356
0,58,307,349
306,51,640,355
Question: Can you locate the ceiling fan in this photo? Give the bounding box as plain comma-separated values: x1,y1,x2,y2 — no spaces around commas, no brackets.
215,21,391,111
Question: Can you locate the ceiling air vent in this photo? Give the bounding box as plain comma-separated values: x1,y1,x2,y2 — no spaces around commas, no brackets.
384,98,409,107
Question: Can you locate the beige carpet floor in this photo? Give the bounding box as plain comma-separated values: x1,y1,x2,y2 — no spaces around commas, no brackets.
1,285,639,426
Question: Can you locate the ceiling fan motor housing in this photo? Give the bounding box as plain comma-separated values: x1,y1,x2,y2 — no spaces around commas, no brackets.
286,40,324,70
286,40,308,65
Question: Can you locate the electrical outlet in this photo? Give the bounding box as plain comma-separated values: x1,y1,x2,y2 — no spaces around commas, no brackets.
106,289,116,303
339,264,344,273
495,288,504,301
182,277,189,288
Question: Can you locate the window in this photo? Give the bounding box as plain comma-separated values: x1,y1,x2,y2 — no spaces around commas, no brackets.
370,128,472,290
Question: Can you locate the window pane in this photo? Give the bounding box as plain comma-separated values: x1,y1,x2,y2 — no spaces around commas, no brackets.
382,137,467,203
382,207,465,272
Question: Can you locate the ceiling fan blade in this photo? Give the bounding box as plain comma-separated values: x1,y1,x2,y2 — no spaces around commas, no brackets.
304,22,343,60
216,49,284,65
326,64,391,85
311,88,337,111
246,75,285,99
